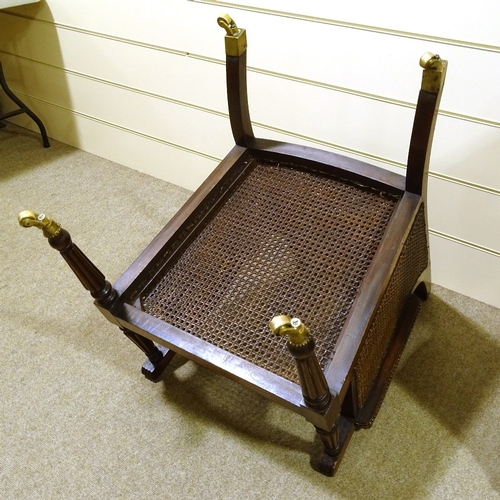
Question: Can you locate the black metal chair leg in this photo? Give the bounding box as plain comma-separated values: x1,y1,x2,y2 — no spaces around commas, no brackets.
0,62,50,148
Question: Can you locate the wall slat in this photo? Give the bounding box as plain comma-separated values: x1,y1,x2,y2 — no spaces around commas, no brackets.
1,1,499,308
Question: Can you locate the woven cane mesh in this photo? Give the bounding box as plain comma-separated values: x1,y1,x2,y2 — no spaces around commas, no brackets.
354,204,428,409
141,160,400,383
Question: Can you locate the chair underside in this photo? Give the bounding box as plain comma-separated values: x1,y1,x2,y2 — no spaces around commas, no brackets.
18,14,446,477
141,158,401,384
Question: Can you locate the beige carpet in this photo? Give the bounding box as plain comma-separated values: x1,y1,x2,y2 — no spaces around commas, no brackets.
1,123,499,499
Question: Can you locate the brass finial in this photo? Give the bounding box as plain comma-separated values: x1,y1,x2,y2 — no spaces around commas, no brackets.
269,315,311,346
217,13,247,57
18,210,62,238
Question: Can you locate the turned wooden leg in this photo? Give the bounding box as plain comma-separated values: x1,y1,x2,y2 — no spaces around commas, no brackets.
314,416,356,476
121,328,176,381
314,424,340,476
18,210,117,308
18,210,177,380
270,315,348,476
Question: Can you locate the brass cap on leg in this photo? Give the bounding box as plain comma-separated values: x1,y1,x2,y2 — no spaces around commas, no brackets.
217,13,247,56
419,52,447,93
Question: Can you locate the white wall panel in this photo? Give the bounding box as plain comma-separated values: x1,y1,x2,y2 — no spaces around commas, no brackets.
247,70,415,163
0,12,228,112
4,7,500,124
6,0,221,55
431,119,500,192
1,1,499,309
0,55,234,159
211,0,500,48
428,178,500,253
430,234,500,308
236,12,500,123
1,94,219,190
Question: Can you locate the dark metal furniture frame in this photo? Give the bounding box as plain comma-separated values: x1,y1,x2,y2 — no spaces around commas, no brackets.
0,61,50,147
19,15,446,476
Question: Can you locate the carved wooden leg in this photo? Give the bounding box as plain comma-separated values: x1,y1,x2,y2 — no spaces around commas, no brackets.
18,211,177,381
18,211,117,307
120,328,176,381
270,315,349,476
314,415,357,476
314,424,340,476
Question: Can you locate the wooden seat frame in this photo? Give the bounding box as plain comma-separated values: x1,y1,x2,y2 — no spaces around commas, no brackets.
19,15,447,476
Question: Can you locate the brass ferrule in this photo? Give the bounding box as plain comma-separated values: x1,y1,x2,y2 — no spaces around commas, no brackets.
18,210,62,239
419,52,447,93
269,315,311,347
217,13,247,57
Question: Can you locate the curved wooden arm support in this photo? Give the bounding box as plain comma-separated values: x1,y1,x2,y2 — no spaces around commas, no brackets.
218,14,254,146
406,53,447,198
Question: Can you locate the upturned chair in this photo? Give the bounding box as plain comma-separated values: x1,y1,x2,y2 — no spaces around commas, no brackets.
19,14,446,476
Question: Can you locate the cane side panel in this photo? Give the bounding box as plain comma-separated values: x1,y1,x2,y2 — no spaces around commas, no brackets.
353,204,428,410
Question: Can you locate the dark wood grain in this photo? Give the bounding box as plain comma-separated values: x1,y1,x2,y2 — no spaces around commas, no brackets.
226,53,254,146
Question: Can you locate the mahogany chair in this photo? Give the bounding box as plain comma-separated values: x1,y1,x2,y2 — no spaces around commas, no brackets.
19,15,447,476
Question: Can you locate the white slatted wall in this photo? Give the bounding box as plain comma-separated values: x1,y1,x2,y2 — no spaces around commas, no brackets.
1,0,499,308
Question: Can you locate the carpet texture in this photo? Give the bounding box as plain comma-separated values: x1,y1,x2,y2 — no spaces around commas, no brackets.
1,124,499,499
